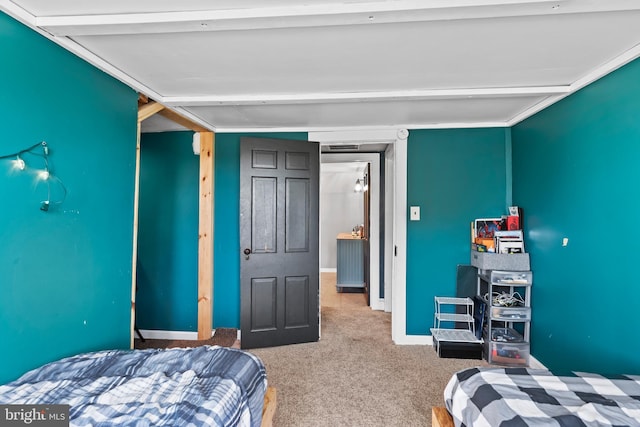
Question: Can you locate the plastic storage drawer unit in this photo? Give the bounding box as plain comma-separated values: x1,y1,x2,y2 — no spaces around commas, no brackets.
490,306,531,321
490,270,532,285
486,328,529,366
487,341,530,366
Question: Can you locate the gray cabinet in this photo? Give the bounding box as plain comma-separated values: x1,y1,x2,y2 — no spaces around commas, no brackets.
336,234,365,291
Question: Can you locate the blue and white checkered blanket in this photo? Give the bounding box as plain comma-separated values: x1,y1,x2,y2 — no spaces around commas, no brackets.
445,367,640,426
0,346,267,427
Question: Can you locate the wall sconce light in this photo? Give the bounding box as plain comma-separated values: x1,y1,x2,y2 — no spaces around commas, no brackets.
354,179,363,192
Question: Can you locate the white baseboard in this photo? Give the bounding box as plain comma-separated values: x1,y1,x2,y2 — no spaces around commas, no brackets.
138,329,198,340
138,329,218,340
370,298,385,311
528,355,547,370
391,332,547,371
320,268,337,273
393,334,433,346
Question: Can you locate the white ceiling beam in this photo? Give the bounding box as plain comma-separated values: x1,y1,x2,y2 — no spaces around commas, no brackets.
163,86,570,107
215,122,510,134
33,0,640,36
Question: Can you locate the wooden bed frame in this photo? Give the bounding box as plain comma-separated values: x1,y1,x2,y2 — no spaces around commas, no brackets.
261,387,277,427
263,390,448,427
432,406,454,427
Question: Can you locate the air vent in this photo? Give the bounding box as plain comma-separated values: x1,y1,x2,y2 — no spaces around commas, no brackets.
327,144,359,151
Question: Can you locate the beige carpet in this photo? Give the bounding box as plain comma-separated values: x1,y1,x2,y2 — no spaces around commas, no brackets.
250,273,486,427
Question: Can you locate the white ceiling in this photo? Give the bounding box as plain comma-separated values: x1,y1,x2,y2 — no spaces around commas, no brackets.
3,0,640,133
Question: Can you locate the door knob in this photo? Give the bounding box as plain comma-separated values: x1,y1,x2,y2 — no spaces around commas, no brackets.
243,248,251,260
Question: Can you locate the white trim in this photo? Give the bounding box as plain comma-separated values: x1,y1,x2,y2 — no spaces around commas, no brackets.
395,334,433,346
138,329,222,340
34,1,640,36
528,355,548,370
320,267,337,273
390,336,548,372
371,298,385,311
312,128,401,144
509,42,640,126
215,122,509,134
164,86,569,106
31,1,562,36
169,106,216,132
138,329,198,340
392,132,408,345
311,129,408,343
383,144,395,313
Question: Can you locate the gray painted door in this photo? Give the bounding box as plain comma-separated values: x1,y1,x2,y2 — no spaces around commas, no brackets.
240,137,319,349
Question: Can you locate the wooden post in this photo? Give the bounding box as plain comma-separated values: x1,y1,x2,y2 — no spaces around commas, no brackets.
130,121,142,348
198,131,214,340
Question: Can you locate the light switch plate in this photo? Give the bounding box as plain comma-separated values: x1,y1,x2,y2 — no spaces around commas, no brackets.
410,206,420,221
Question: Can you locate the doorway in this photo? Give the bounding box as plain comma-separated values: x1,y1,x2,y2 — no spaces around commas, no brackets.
320,153,382,310
311,129,408,344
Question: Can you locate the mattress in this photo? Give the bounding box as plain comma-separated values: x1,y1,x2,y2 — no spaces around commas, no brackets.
445,367,640,426
0,346,267,427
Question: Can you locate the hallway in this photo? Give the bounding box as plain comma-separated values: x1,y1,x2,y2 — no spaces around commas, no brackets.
321,271,367,310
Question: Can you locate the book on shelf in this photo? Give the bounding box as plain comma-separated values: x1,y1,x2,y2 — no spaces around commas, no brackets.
494,230,523,239
472,243,488,252
496,239,524,254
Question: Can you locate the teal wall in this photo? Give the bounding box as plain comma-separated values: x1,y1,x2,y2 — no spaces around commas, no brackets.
0,13,137,383
136,132,308,330
137,132,199,331
4,1,635,378
511,58,640,375
406,128,509,335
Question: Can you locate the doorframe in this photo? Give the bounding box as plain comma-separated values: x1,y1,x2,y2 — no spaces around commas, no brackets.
309,129,409,344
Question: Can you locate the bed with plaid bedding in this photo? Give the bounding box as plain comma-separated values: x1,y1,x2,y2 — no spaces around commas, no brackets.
0,346,267,427
445,367,640,426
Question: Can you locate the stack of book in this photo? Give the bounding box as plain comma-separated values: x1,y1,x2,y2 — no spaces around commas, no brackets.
494,230,524,254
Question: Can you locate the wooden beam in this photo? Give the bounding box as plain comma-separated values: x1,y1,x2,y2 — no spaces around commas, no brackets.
158,108,209,132
137,98,209,131
138,101,165,121
197,131,214,340
138,93,149,105
130,121,142,348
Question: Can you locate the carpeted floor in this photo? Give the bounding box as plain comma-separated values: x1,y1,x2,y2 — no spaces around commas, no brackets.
249,273,487,427
134,274,485,426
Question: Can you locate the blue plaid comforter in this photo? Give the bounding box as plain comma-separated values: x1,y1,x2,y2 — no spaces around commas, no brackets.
0,346,267,427
445,367,640,426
